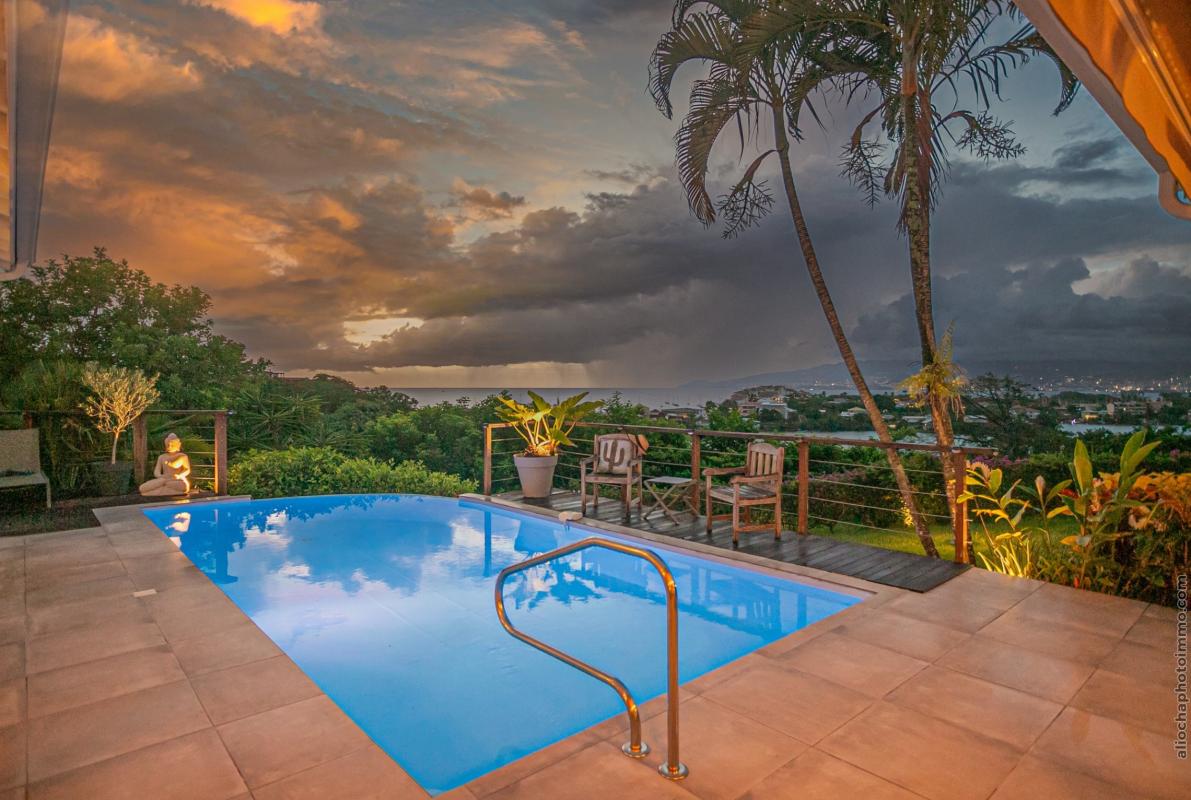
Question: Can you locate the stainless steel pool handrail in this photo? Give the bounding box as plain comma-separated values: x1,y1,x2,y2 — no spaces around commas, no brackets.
493,537,688,780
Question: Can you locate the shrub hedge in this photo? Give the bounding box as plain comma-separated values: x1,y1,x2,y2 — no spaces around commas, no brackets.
228,447,476,498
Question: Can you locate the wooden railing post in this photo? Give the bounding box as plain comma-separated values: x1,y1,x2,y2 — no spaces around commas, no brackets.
797,440,809,534
132,414,148,484
213,411,229,495
689,432,701,511
483,423,493,496
951,450,970,564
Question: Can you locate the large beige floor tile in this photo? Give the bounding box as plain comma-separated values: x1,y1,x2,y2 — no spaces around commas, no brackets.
632,695,806,800
1008,586,1144,637
1071,667,1178,736
820,701,1020,800
110,537,181,560
172,621,282,676
739,748,921,800
922,569,1040,611
1031,708,1191,800
27,644,185,718
937,634,1094,703
0,619,21,647
26,728,246,800
0,723,25,790
24,560,125,593
701,660,872,745
483,741,698,800
0,618,22,648
0,681,25,729
24,575,136,613
465,730,608,799
25,544,117,574
149,596,248,644
121,552,207,591
25,621,165,674
778,632,927,698
217,695,372,788
1144,602,1177,620
192,655,321,725
252,744,427,800
0,644,22,682
978,608,1120,664
27,594,151,638
27,679,210,782
990,753,1148,799
832,608,970,661
1125,614,1174,649
886,665,1062,750
1098,638,1175,684
886,589,1006,632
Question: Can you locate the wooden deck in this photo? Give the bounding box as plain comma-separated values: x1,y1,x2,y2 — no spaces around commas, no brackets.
500,490,968,593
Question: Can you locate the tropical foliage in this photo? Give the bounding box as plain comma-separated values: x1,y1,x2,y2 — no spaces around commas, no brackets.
495,391,603,457
961,431,1190,604
0,249,266,408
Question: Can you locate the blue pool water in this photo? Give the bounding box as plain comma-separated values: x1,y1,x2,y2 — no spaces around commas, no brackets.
144,495,860,794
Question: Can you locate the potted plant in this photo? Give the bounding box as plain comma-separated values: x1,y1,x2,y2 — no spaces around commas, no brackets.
496,391,602,498
80,364,160,496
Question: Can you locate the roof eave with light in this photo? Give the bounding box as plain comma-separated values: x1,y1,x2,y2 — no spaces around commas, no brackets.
1017,0,1191,220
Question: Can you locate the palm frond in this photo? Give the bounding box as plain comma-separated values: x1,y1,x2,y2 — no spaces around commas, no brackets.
649,10,739,118
717,149,776,237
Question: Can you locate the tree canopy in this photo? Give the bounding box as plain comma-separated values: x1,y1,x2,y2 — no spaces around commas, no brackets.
0,248,267,408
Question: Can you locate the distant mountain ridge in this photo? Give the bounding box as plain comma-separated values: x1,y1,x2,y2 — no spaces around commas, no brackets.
679,359,1191,393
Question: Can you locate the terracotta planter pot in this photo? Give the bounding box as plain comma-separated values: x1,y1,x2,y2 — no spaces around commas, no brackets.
514,454,558,499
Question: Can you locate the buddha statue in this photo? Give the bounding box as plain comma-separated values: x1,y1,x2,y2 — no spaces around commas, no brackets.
139,433,192,497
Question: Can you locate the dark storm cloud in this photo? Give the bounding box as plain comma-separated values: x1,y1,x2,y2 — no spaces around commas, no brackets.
35,0,1191,386
852,255,1191,367
1053,137,1123,169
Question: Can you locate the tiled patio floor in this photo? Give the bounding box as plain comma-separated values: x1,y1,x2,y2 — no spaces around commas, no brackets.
0,499,1187,799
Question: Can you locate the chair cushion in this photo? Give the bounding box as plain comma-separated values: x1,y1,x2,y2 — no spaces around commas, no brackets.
596,437,636,474
0,471,48,489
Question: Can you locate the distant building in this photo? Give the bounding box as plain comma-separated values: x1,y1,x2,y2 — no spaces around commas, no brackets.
650,407,706,425
738,399,792,419
839,406,867,419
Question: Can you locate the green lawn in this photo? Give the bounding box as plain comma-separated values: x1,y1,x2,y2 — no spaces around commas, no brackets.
809,515,1080,563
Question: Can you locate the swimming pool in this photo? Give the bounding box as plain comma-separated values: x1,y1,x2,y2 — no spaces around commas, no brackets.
144,495,862,794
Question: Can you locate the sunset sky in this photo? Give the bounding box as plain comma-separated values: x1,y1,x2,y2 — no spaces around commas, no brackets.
37,0,1191,387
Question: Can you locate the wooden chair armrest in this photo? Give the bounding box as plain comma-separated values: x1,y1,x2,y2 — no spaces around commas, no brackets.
702,466,745,478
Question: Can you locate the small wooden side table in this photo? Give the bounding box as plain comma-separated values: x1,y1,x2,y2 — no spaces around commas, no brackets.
642,476,696,524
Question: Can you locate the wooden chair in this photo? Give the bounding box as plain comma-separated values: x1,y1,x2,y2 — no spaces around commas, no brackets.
0,428,51,509
579,433,644,523
703,441,784,544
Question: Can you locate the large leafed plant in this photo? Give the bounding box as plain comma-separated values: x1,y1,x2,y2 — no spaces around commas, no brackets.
496,391,603,457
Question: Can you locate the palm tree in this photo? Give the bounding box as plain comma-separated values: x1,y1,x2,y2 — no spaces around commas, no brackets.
650,0,942,556
743,0,1076,527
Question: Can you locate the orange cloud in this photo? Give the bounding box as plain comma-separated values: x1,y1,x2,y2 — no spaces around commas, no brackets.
188,0,322,35
61,16,201,101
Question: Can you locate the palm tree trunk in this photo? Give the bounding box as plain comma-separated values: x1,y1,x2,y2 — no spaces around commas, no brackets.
903,90,962,551
770,97,939,558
